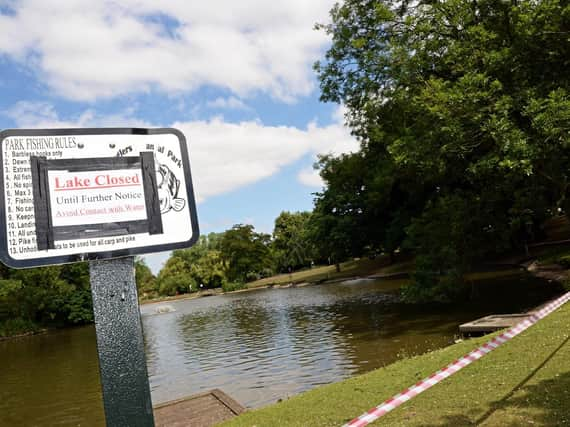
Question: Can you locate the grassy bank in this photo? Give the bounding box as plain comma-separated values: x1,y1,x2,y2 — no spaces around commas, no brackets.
141,257,412,305
246,256,411,289
141,256,527,306
221,294,570,427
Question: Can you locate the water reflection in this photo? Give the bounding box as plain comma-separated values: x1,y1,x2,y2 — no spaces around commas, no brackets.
1,275,561,426
0,327,104,427
141,282,446,407
140,276,560,409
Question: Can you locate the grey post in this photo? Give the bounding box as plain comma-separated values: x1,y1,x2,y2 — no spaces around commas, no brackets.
90,256,155,427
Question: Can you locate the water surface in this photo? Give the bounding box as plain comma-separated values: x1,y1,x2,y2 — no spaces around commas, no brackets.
0,276,559,426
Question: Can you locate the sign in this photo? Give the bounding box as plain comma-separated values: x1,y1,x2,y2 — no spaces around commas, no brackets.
0,128,199,268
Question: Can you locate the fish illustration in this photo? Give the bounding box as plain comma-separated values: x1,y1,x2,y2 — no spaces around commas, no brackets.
156,164,186,214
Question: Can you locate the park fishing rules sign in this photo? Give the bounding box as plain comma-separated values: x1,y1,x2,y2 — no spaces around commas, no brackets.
0,128,199,268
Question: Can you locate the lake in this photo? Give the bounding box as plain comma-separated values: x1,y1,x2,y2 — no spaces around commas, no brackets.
0,275,559,426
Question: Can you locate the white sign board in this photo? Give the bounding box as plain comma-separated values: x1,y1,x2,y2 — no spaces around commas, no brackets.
0,128,199,268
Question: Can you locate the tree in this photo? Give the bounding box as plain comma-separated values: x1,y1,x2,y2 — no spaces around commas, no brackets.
9,266,74,324
156,256,194,296
220,224,272,282
135,258,157,295
189,250,226,288
59,262,93,324
309,153,369,268
315,0,570,299
272,211,314,272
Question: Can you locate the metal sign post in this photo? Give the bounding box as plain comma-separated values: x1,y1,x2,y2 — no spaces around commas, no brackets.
90,256,154,427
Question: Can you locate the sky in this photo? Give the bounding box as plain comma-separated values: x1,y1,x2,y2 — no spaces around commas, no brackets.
0,0,359,273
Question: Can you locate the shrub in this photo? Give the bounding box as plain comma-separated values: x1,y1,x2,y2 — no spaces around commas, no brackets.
0,318,40,337
222,282,247,292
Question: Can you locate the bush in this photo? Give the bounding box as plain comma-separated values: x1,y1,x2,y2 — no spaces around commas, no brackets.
158,274,197,296
557,255,570,269
64,288,94,324
245,271,260,282
0,318,40,337
222,282,247,292
402,259,467,303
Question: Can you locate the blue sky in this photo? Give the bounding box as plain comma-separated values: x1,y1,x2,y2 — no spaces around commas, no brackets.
0,0,358,272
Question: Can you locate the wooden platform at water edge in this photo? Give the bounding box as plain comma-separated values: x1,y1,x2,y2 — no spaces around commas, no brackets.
459,298,557,335
154,389,246,427
459,313,532,334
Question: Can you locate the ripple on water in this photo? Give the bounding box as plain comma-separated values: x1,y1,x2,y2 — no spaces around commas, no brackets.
7,275,554,425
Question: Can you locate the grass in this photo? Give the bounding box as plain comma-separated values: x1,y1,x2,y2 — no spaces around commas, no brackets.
221,293,570,427
246,256,413,289
537,246,570,267
464,269,523,281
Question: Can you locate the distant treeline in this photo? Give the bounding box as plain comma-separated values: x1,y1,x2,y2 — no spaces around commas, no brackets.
139,211,319,297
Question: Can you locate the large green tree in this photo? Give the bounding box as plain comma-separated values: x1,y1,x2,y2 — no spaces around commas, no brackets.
314,0,570,300
220,224,272,282
272,211,315,272
156,233,227,295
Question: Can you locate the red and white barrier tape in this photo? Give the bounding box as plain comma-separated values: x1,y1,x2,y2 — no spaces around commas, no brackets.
343,291,570,427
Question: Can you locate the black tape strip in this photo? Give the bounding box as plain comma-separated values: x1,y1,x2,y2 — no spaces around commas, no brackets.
53,220,151,241
30,157,54,250
43,157,142,172
140,152,162,235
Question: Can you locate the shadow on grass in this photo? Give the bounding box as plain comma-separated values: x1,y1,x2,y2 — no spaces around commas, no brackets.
421,335,570,427
476,370,570,427
418,371,570,427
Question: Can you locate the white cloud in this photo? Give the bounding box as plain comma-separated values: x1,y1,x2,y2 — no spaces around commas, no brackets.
298,167,323,188
5,102,358,201
206,97,250,111
0,0,335,101
175,110,358,201
4,101,151,128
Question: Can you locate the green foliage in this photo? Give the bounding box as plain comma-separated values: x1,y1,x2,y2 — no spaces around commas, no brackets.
309,153,371,264
222,281,247,293
190,249,227,288
158,273,197,296
9,266,74,324
63,289,93,324
59,262,93,324
0,263,94,336
0,318,40,338
220,224,273,282
272,211,315,272
157,257,195,295
313,0,570,301
558,256,570,270
0,279,24,319
156,233,229,296
563,278,570,292
135,258,157,295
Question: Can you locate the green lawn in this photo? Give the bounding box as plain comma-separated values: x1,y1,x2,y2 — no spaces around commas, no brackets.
221,294,570,427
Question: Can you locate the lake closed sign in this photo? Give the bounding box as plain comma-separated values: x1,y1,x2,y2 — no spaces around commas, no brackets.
0,128,199,268
49,169,147,226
